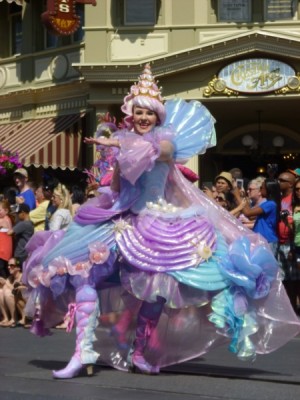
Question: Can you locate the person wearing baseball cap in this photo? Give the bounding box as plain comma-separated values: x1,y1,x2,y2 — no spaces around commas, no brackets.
13,168,36,211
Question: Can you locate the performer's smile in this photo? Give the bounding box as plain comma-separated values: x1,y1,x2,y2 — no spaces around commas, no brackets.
133,106,157,134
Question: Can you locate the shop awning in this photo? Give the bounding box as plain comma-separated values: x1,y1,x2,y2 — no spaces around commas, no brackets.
0,113,85,170
0,0,23,5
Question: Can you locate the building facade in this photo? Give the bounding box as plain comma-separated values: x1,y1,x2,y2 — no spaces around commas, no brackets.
1,0,300,185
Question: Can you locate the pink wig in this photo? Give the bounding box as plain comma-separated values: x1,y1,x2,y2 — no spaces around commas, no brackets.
121,64,166,129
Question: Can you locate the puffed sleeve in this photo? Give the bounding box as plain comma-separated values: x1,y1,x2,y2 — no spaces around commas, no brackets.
115,131,161,185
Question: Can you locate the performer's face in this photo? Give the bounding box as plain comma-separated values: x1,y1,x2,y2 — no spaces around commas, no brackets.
133,106,158,135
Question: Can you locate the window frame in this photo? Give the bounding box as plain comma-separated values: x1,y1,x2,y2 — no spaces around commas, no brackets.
124,0,156,26
9,4,23,55
264,0,297,22
217,0,252,23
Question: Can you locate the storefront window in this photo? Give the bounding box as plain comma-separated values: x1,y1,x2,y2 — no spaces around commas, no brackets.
218,0,251,22
124,0,156,25
217,0,296,22
264,0,297,21
9,3,22,55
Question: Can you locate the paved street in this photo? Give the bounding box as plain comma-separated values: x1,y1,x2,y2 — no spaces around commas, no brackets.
1,327,300,400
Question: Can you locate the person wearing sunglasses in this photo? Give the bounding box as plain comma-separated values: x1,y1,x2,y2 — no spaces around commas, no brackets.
0,257,26,327
277,171,299,313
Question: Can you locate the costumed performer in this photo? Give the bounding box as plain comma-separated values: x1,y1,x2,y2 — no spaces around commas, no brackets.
23,64,300,379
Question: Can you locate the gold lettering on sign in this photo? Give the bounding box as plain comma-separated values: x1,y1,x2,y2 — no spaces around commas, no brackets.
59,4,70,12
231,61,282,90
53,18,76,29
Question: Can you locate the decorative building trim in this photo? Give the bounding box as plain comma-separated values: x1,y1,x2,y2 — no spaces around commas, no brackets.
0,79,89,111
0,95,88,122
73,30,300,83
204,76,239,97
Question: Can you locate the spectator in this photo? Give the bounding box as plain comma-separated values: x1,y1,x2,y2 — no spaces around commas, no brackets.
47,185,73,326
229,167,249,193
292,179,300,272
203,171,239,211
240,177,266,229
239,179,281,254
214,171,237,210
7,204,34,267
43,177,59,230
214,171,233,192
0,257,26,327
277,171,300,313
29,185,51,232
229,167,243,180
13,168,36,210
3,187,18,215
70,185,85,216
49,184,73,231
247,177,266,207
0,200,13,278
214,192,229,210
283,177,300,314
85,183,98,200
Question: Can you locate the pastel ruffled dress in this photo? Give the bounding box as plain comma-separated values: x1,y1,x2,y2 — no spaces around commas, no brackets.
23,99,300,371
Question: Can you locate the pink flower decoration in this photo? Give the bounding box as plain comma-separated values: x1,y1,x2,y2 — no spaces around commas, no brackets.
28,264,57,288
68,261,92,278
27,265,44,288
88,241,110,265
49,256,72,276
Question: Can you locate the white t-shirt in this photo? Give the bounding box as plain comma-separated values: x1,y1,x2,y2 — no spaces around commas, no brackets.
49,209,72,231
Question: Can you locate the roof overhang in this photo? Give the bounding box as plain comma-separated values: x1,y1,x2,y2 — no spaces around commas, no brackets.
74,30,300,83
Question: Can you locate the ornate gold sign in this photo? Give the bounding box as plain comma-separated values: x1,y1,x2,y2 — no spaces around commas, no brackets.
204,58,300,97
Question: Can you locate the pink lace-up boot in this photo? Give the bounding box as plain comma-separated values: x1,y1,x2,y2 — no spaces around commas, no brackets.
53,285,100,379
129,298,165,374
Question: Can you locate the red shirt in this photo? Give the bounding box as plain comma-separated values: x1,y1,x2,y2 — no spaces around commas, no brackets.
278,193,293,244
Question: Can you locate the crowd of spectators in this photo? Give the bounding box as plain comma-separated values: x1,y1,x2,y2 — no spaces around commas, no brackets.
1,164,300,327
0,168,89,328
203,166,300,316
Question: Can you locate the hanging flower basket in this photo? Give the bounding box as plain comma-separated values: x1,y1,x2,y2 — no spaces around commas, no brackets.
0,145,23,178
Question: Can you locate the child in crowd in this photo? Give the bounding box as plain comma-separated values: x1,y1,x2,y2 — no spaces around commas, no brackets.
7,204,34,267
